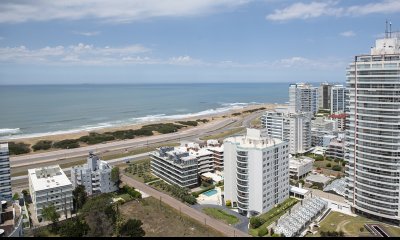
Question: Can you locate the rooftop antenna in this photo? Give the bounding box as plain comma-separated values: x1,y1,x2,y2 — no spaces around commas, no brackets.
389,21,392,38
385,20,388,38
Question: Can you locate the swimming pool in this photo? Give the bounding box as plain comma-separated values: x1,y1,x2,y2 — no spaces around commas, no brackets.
202,189,218,197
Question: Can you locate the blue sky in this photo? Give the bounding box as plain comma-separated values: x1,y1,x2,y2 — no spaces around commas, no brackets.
0,0,400,84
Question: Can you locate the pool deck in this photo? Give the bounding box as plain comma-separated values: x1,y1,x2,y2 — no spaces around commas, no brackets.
197,187,223,205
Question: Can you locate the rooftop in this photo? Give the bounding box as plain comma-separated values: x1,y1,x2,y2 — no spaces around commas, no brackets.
289,156,314,167
305,174,331,184
28,165,72,192
224,128,283,149
290,186,309,195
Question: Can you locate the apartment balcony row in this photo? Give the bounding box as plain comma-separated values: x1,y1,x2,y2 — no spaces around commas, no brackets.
151,161,198,177
151,164,197,182
355,195,399,211
356,189,399,203
152,171,197,188
355,182,399,197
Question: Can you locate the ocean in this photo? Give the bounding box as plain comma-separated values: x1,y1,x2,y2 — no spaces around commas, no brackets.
0,83,290,140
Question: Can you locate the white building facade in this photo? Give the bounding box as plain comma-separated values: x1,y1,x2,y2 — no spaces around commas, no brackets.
224,128,290,217
289,83,319,115
150,147,199,188
206,140,224,172
331,84,346,114
0,143,12,201
289,156,314,180
345,32,400,224
71,152,119,195
262,111,311,154
28,165,73,220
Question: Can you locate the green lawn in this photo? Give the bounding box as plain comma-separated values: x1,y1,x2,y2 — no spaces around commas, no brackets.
124,158,160,183
202,208,239,225
309,211,400,237
200,127,245,140
249,198,299,236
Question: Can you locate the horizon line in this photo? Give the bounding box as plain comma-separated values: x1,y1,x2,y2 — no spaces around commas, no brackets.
0,81,345,86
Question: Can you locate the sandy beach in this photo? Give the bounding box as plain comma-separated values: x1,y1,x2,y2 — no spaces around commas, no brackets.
9,103,278,148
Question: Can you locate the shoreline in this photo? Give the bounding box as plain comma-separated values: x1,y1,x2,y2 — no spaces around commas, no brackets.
5,103,279,152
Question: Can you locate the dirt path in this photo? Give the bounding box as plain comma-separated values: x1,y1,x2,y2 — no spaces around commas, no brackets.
121,174,250,237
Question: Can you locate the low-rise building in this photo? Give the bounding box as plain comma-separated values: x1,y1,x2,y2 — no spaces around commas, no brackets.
181,142,214,175
311,130,336,147
71,152,119,195
325,139,345,160
329,113,347,131
150,141,225,188
305,174,331,188
150,147,198,188
28,165,73,220
311,117,337,132
206,140,224,171
289,156,314,180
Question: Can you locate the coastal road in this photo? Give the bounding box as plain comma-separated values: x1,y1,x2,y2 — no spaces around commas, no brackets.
10,108,266,168
11,152,150,191
121,174,250,237
10,117,236,167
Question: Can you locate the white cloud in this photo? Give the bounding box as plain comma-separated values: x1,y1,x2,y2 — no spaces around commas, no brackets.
72,31,100,36
271,56,346,70
0,43,346,70
266,0,400,21
168,55,203,65
266,1,342,21
0,43,150,65
215,56,346,70
346,0,400,16
0,0,250,23
340,30,356,37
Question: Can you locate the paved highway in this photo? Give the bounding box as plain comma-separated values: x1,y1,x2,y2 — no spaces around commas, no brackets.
10,117,236,167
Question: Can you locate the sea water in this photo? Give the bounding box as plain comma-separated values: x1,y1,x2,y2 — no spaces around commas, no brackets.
0,83,290,140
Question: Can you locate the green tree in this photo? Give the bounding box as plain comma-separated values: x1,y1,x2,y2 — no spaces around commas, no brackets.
258,227,268,237
8,142,31,155
326,163,332,168
80,194,115,237
111,167,120,186
332,165,342,171
72,185,87,211
42,204,60,231
12,193,20,201
32,140,53,151
120,219,145,237
58,218,90,237
250,217,265,229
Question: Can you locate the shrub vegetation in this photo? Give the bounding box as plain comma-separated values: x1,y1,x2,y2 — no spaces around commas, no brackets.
32,140,53,151
177,121,198,127
8,142,31,155
53,139,80,149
